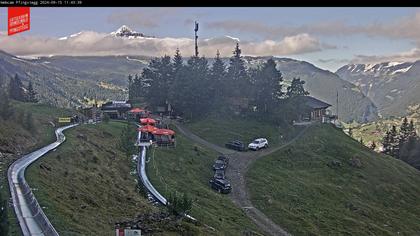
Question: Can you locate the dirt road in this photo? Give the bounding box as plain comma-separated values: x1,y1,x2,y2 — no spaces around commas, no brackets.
174,121,309,236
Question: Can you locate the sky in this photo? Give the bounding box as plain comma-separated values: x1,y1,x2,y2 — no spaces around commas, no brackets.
1,7,420,72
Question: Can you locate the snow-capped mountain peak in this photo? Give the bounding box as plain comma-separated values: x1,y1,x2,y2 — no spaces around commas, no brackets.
337,61,414,77
110,25,151,38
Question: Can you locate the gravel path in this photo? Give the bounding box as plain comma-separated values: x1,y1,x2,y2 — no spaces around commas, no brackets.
173,121,309,236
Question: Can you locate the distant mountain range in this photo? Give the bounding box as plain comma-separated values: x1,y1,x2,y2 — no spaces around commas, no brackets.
244,57,378,123
336,61,420,118
0,50,141,107
0,47,378,123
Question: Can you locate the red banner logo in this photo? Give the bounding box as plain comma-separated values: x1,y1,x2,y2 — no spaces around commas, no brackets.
8,7,30,36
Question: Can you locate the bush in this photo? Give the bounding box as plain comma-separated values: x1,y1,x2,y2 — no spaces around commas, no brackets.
167,191,193,216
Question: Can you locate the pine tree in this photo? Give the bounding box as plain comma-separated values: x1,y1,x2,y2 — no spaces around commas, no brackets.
254,58,283,113
389,125,400,158
359,137,364,145
408,120,417,138
169,49,185,112
210,50,227,107
382,130,391,155
348,128,353,137
399,117,410,145
286,78,309,98
227,43,250,98
27,81,38,103
172,48,183,74
142,55,173,108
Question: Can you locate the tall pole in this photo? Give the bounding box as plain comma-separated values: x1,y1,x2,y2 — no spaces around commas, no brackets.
194,21,199,57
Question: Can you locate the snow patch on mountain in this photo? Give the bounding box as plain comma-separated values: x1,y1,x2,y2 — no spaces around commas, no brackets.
391,65,412,75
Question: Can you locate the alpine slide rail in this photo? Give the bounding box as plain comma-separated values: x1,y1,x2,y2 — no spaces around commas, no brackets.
8,124,78,236
8,123,196,236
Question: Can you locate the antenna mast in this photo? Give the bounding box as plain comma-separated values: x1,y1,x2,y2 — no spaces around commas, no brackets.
194,21,199,57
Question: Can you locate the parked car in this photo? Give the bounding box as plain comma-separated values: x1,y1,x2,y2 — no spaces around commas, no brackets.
248,138,269,151
213,159,227,170
225,140,246,151
209,178,232,193
213,169,226,179
217,155,229,166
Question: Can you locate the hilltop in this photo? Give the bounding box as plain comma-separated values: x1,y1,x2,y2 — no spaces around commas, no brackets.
247,124,420,235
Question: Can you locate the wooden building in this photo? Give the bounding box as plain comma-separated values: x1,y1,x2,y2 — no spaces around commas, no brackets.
295,96,332,122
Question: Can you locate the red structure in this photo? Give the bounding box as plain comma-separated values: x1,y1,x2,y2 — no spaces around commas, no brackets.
128,108,150,120
140,118,156,125
152,128,176,146
138,125,158,133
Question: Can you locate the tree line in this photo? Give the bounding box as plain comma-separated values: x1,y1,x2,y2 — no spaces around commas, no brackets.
381,117,420,169
128,44,308,123
0,74,37,128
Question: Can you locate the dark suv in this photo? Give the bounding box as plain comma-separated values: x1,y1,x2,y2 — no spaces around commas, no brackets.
217,155,229,166
213,169,225,179
225,140,246,151
213,159,227,170
209,178,232,193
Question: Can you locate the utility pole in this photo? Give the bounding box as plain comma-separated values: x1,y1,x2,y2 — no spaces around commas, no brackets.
194,21,199,57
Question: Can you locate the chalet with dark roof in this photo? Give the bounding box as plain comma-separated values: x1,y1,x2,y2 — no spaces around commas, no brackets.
295,96,332,122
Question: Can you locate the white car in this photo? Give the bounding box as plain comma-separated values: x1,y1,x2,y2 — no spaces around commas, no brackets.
248,138,269,151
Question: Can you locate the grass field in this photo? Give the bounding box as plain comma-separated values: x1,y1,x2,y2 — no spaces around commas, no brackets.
185,115,297,147
25,122,159,235
247,124,420,235
147,128,263,235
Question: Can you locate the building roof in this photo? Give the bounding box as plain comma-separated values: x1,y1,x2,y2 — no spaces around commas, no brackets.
296,96,331,109
101,101,132,110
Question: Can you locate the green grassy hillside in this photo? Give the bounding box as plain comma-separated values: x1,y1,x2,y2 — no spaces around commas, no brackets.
247,124,420,235
25,122,158,235
0,101,76,236
185,116,297,147
147,128,263,235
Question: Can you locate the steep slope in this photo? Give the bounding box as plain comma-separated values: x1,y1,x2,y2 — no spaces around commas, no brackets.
337,61,420,118
0,51,128,108
247,124,420,235
244,57,378,123
25,122,206,235
0,101,76,235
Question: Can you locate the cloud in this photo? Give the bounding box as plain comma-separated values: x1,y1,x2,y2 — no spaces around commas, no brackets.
107,8,181,29
0,31,332,58
318,58,351,64
242,34,329,56
205,20,363,39
350,48,420,64
205,11,420,45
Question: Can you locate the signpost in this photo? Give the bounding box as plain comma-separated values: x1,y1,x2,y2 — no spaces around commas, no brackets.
58,117,71,123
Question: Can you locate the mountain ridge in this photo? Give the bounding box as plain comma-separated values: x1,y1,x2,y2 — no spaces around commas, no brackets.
337,60,420,118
